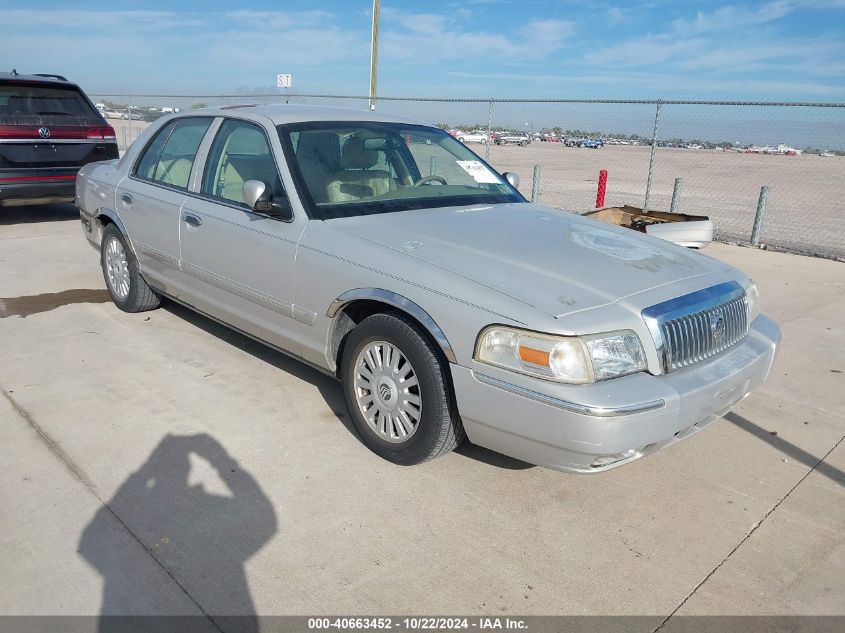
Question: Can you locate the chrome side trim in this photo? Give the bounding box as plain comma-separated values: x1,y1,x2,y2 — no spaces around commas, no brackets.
180,260,295,319
0,139,118,144
327,288,457,364
135,240,179,266
642,281,746,374
473,372,666,417
293,305,317,326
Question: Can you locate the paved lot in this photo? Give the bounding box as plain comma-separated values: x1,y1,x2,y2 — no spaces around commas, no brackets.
1,204,843,622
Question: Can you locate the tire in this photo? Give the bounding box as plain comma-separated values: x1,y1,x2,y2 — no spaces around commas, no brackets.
340,312,464,465
100,223,161,313
458,137,465,143
519,140,528,147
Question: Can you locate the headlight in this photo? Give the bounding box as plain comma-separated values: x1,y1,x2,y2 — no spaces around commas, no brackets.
475,326,647,384
745,281,760,322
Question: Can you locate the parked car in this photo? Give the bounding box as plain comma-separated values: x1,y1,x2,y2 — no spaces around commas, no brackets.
579,138,604,149
0,71,118,207
456,130,489,144
103,109,128,120
495,133,531,146
77,105,779,473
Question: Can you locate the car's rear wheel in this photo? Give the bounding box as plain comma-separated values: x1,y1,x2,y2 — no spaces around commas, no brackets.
101,224,161,313
340,312,464,465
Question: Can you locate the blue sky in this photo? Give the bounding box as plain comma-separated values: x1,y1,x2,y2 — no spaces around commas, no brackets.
2,0,844,101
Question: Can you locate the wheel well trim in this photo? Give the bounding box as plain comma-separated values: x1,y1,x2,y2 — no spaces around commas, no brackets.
326,288,457,365
93,207,138,259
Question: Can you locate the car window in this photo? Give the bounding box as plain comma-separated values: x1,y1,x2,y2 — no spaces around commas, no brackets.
279,122,523,219
134,120,177,181
201,119,283,207
134,117,212,190
0,81,100,125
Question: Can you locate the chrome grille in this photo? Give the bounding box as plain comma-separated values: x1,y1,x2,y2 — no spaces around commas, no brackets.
661,295,748,370
642,282,750,373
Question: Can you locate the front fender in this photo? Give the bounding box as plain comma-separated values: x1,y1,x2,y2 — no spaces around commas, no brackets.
326,288,458,366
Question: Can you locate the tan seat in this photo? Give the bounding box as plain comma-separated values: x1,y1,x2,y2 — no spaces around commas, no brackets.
295,132,340,204
326,135,395,203
155,158,193,189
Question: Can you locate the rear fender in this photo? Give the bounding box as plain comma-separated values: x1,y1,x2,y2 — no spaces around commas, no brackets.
82,206,139,260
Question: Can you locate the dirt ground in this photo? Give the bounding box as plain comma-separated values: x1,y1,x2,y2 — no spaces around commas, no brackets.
485,143,845,259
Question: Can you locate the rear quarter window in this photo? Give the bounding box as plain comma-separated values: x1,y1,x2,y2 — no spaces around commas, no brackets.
133,117,212,190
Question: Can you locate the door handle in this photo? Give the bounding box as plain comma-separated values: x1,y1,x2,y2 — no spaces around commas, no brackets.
182,213,202,227
121,193,133,205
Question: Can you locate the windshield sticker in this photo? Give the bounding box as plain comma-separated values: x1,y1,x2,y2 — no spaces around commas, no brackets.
456,160,501,184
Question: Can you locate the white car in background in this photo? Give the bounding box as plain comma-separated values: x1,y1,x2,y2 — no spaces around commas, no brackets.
456,130,489,144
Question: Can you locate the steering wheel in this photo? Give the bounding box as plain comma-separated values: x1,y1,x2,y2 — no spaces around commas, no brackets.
413,175,448,187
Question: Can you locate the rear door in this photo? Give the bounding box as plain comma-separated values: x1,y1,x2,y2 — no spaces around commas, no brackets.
118,117,213,294
0,79,118,185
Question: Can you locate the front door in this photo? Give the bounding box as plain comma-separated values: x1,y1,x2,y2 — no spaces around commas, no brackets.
179,118,305,354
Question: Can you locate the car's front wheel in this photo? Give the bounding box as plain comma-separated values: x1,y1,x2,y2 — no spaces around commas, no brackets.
100,224,161,313
340,312,464,465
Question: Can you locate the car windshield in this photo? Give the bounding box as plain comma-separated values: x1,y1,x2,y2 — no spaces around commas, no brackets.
278,121,524,219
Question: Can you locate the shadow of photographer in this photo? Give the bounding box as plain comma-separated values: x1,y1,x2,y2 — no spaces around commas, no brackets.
78,433,277,633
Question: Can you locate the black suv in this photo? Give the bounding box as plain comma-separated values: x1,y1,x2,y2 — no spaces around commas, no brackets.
0,71,118,207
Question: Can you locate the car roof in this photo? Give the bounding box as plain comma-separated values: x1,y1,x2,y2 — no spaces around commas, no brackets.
0,72,74,86
181,103,426,127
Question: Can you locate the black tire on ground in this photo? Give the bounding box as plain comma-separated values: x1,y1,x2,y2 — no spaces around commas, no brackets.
340,312,465,465
100,223,161,313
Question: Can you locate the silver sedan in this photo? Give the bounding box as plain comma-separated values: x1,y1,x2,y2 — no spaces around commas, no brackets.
77,105,780,473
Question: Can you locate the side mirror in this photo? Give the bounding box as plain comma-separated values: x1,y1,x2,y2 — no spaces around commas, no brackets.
242,179,294,222
242,179,266,209
503,172,520,188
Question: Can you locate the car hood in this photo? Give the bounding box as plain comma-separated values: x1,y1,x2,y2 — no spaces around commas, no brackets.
330,202,731,318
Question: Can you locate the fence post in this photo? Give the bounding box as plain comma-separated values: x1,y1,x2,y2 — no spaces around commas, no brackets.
485,99,493,162
531,164,541,203
670,177,683,213
643,100,662,211
429,155,437,176
596,169,607,208
751,186,770,246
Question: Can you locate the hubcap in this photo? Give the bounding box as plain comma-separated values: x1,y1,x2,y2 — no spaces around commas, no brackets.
353,341,422,443
104,236,130,300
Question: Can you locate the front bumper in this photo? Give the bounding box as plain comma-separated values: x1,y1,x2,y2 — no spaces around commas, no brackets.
451,314,780,473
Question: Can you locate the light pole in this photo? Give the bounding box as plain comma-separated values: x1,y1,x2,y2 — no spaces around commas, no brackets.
369,0,380,111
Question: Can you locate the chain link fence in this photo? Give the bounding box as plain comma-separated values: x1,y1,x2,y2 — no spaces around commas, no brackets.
91,93,845,260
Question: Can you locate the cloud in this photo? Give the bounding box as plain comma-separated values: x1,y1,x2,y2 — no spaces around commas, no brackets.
379,9,574,64
671,0,845,34
0,9,371,92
